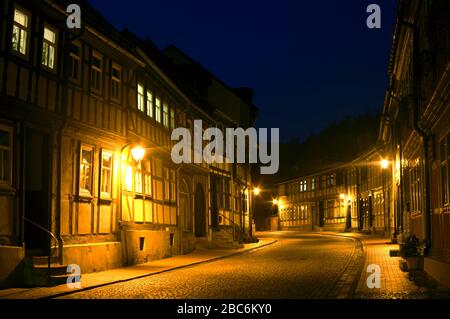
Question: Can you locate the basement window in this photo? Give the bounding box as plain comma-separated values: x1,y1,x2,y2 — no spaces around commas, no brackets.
139,237,145,251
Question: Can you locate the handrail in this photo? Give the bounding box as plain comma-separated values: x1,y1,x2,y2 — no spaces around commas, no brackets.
217,212,244,243
24,217,61,270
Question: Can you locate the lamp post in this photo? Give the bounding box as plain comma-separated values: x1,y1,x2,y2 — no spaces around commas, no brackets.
380,159,391,238
250,186,261,241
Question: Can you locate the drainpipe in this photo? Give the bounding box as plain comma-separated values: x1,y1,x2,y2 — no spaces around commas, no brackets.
401,10,431,254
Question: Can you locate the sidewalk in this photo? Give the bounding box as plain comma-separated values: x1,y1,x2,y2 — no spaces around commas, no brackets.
0,239,277,299
321,232,450,299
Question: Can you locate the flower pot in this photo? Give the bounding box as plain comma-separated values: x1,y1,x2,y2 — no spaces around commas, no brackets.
406,256,420,271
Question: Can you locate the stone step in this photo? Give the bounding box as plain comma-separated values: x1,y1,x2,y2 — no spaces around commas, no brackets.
32,255,59,265
33,264,68,277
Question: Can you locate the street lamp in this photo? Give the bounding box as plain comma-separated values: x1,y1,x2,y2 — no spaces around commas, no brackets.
272,199,278,205
131,146,145,162
380,159,389,169
253,187,261,196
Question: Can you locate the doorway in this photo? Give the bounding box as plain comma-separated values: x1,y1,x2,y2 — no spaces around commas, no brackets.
194,184,206,237
24,129,51,254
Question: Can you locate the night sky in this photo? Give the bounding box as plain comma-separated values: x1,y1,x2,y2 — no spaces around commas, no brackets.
88,0,397,142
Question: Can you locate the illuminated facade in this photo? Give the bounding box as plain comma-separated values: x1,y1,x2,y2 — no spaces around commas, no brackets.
276,149,390,233
379,0,449,284
0,0,257,287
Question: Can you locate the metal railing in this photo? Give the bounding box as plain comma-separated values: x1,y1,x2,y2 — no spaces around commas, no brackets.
217,212,244,243
24,217,62,270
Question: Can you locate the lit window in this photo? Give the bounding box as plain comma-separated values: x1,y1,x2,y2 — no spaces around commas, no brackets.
170,108,175,129
155,97,161,123
164,167,170,201
0,126,13,186
91,52,103,93
42,26,56,69
170,169,176,201
12,8,29,55
135,161,143,194
163,103,169,128
124,165,133,192
68,42,81,81
79,146,93,196
100,150,113,198
137,83,145,112
146,91,153,118
143,160,152,196
111,63,121,101
311,178,315,191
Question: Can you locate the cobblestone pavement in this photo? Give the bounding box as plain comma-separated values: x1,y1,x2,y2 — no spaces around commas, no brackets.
58,232,360,299
351,235,450,299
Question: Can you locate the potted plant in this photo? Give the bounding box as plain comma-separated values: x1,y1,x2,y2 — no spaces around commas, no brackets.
401,235,424,271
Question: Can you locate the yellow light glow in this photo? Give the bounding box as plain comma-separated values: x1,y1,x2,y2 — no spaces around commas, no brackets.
272,199,278,205
339,193,345,200
253,187,261,195
301,205,305,211
131,146,145,161
380,159,389,169
347,194,353,202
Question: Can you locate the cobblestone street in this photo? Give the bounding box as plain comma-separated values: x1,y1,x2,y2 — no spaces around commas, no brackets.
57,232,359,299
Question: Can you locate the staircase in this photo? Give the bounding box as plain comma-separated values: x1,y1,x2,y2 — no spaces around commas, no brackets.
25,255,73,287
212,227,243,249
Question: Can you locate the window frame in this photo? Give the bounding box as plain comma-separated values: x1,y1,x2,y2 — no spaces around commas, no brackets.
68,41,82,83
11,6,30,57
137,82,145,112
146,90,153,118
110,62,122,102
155,96,161,123
90,50,103,95
99,149,113,200
0,124,13,188
163,102,169,128
79,145,94,198
143,159,152,197
41,24,57,71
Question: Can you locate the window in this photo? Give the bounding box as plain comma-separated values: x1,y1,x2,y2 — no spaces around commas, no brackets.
11,8,29,55
0,126,13,186
91,52,103,93
143,160,152,196
135,161,143,194
79,146,93,196
170,169,176,201
311,178,315,191
410,160,422,212
137,83,145,112
299,180,307,192
440,135,450,206
100,150,112,198
42,26,56,69
155,97,161,123
111,63,121,101
146,91,153,118
68,42,81,81
164,167,170,201
170,108,175,129
163,103,169,128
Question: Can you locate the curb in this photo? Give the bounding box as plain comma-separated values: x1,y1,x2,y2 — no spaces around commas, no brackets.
315,232,366,298
36,239,278,299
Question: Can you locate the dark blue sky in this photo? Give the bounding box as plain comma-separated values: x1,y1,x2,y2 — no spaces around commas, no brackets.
88,0,397,142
